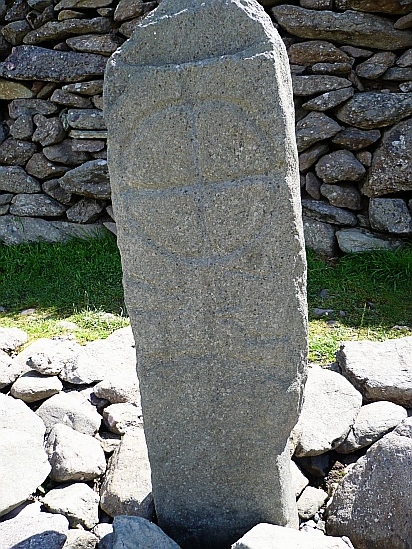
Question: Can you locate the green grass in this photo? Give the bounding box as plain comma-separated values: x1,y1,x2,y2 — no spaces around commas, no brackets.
0,235,129,343
1,237,411,361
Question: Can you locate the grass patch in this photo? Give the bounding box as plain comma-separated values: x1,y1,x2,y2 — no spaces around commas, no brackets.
0,235,128,343
307,247,412,362
1,237,411,361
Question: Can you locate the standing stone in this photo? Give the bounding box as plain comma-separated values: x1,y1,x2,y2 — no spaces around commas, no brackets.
104,1,307,548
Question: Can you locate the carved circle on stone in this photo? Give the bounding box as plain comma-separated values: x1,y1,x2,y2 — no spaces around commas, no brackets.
121,99,275,265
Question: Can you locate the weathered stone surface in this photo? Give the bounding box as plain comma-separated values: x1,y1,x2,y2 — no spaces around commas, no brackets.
337,337,412,407
43,179,72,205
0,350,19,388
231,523,353,549
59,159,109,199
356,151,372,167
296,112,341,151
69,129,108,139
1,19,31,45
335,227,402,253
320,184,362,210
67,34,123,56
55,0,111,7
100,428,153,518
9,98,58,119
302,87,354,111
10,193,67,217
0,428,51,516
0,502,69,549
0,166,40,194
397,48,412,67
300,0,333,8
292,75,352,96
297,486,328,520
0,46,107,82
50,88,92,108
63,530,98,549
63,79,103,95
336,401,408,454
302,199,357,225
0,78,34,100
71,138,105,152
332,128,381,150
384,67,412,80
303,216,337,257
327,418,412,549
299,144,329,173
10,115,34,141
312,62,352,75
26,153,69,180
288,41,351,66
0,215,107,245
66,108,106,130
290,461,309,498
103,402,143,435
0,393,46,441
10,371,62,403
32,115,65,146
0,138,36,166
369,198,412,234
114,0,156,22
395,10,412,29
363,119,412,197
45,423,106,482
105,1,307,545
305,172,321,199
43,139,89,165
292,365,362,457
94,375,141,405
315,150,366,183
112,516,180,549
335,92,412,129
42,482,99,529
36,390,102,435
66,197,104,223
356,52,397,79
272,6,412,50
23,17,112,44
335,0,412,14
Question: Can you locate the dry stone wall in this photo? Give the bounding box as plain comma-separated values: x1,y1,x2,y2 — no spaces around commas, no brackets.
0,0,411,255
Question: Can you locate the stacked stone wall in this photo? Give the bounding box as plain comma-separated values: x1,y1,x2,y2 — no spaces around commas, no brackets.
0,0,411,254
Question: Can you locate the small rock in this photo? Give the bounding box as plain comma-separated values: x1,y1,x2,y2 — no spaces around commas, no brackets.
320,184,362,211
291,460,309,498
302,87,354,111
0,428,51,517
303,217,337,257
369,198,412,234
32,114,65,147
331,128,381,150
315,150,365,183
231,522,353,548
336,228,402,253
66,34,123,56
305,172,322,199
302,199,357,226
112,516,180,549
292,75,352,96
63,529,98,549
0,393,46,441
94,376,141,405
292,365,362,457
299,143,329,173
337,337,412,407
336,401,408,453
0,502,69,549
42,179,72,205
100,428,153,518
43,139,89,165
9,114,34,140
0,78,34,100
45,423,106,482
66,197,105,223
36,390,102,435
0,138,36,166
0,327,28,351
63,80,103,95
356,52,397,79
10,193,67,217
50,88,92,108
0,350,20,389
297,486,328,520
26,152,69,180
296,112,341,152
103,402,143,435
288,40,351,66
60,159,110,199
43,482,99,530
10,370,63,403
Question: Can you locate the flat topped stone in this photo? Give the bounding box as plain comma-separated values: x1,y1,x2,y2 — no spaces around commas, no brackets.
104,0,307,548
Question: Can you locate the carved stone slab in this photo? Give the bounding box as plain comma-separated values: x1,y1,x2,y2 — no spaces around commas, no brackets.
104,1,307,547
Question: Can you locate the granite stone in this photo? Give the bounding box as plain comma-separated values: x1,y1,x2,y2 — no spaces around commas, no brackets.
104,1,307,547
